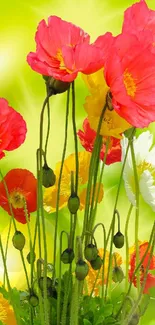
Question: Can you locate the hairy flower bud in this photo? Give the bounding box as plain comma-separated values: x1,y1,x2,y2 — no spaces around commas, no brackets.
84,244,98,262
42,163,56,188
39,277,52,291
29,294,39,307
75,260,89,280
113,231,124,248
12,231,25,251
90,255,102,270
43,76,70,95
68,194,80,214
112,266,124,283
27,251,36,264
61,248,75,264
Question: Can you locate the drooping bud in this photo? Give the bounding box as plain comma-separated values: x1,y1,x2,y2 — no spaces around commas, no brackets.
68,194,80,214
128,314,140,325
75,260,89,280
112,266,124,283
113,231,124,249
27,251,36,264
29,294,39,307
12,231,25,251
61,248,75,264
42,163,56,188
39,276,52,291
84,244,98,262
90,255,102,270
43,76,70,95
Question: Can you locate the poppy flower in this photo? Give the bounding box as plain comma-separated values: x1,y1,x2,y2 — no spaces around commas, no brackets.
27,16,112,82
0,293,17,325
129,241,155,293
0,98,27,159
43,151,104,213
82,69,131,138
93,30,155,128
121,131,155,211
85,248,122,296
77,118,122,165
0,169,37,224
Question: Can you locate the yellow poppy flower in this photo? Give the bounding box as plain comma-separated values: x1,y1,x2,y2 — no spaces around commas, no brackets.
43,151,104,213
0,293,17,325
82,69,131,139
85,248,122,296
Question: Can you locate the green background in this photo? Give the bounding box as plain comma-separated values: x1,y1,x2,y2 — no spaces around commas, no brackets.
0,0,155,324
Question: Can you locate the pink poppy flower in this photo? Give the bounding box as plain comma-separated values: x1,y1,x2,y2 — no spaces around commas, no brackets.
95,31,155,128
27,16,113,82
0,98,27,159
77,118,121,165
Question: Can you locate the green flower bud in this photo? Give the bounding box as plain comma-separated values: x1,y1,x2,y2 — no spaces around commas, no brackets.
68,194,80,214
29,294,39,307
75,260,89,280
113,231,124,249
84,244,98,262
27,251,36,264
90,255,102,270
39,276,52,291
61,248,75,264
43,76,70,95
42,163,56,188
128,314,140,325
12,231,25,251
112,266,124,283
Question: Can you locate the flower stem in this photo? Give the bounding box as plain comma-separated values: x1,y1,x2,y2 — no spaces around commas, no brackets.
125,204,133,292
3,218,12,287
72,81,79,194
130,140,140,293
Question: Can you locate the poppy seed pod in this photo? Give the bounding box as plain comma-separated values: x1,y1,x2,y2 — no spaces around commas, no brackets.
113,231,124,249
29,294,39,307
75,260,89,280
90,255,102,270
39,277,52,291
68,194,80,214
27,251,36,264
84,244,98,262
42,163,56,188
12,231,25,251
112,266,124,283
61,248,75,264
43,76,70,95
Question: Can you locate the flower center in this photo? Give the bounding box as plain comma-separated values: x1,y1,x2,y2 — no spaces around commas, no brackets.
56,49,73,74
123,69,137,98
10,191,25,209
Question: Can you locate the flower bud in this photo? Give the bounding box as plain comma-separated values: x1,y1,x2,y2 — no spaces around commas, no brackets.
128,314,139,325
68,194,80,214
113,231,124,249
43,76,70,95
61,248,75,264
90,255,102,270
29,294,39,307
42,163,56,188
75,260,89,280
27,251,36,264
84,244,98,262
39,276,52,291
112,266,124,283
12,231,25,251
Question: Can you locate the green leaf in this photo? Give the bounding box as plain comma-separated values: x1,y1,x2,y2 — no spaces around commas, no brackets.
83,319,92,325
103,304,113,317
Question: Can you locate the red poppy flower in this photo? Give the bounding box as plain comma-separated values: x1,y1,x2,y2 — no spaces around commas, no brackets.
0,98,27,159
0,169,37,224
27,16,112,82
129,242,155,294
94,30,155,128
77,118,121,165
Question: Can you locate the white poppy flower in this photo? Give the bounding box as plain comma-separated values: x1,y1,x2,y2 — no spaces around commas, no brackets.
121,131,155,210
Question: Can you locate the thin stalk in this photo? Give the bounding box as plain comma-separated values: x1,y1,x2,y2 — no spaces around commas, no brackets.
72,81,79,194
125,204,133,292
3,218,12,287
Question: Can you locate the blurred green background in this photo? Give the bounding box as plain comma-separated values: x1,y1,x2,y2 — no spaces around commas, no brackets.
0,0,155,324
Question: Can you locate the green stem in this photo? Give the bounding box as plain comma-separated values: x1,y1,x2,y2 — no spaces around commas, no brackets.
130,140,140,293
52,87,70,280
3,218,12,287
23,200,34,288
44,86,51,162
72,81,79,194
105,211,116,299
125,204,133,292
